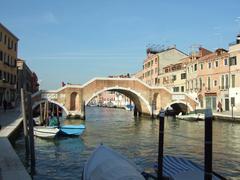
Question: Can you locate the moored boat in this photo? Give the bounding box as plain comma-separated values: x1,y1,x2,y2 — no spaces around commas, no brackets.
83,145,145,180
59,124,85,136
154,156,223,180
176,113,204,121
33,126,59,138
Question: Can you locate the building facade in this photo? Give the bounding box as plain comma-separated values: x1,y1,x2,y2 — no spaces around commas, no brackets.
159,60,188,93
142,46,188,86
228,34,240,111
17,59,39,94
31,72,39,93
0,23,18,107
195,48,229,110
185,35,240,111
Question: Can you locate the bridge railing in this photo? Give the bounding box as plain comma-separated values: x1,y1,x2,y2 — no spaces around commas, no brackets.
41,91,58,101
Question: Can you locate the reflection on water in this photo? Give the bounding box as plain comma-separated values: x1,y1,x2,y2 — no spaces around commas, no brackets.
14,107,240,180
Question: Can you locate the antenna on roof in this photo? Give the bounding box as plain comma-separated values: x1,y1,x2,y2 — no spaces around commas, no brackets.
189,44,201,57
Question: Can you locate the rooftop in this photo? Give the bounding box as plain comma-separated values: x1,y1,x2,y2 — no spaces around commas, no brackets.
0,22,19,41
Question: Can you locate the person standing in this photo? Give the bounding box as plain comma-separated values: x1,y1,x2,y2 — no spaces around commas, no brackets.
217,101,223,112
3,99,7,112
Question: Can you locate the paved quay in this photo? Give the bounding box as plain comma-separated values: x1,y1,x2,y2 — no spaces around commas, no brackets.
213,110,240,122
0,107,31,180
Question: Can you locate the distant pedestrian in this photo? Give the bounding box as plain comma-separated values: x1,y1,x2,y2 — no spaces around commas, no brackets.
217,101,223,112
3,99,7,112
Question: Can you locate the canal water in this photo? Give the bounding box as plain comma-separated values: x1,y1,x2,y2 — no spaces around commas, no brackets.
14,107,240,180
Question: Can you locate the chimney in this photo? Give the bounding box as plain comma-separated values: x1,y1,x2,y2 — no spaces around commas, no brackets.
237,34,240,44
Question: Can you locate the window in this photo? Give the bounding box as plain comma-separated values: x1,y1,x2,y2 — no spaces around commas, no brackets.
232,74,235,88
225,74,229,89
155,58,158,64
181,73,186,79
172,75,176,81
195,79,198,89
173,87,179,92
0,70,2,79
14,43,17,51
4,53,6,63
151,60,153,66
208,77,211,90
200,63,203,70
224,59,228,66
208,62,211,69
0,51,2,61
231,97,235,107
229,56,237,66
7,37,10,48
4,35,7,44
221,75,224,89
181,86,184,92
199,78,202,90
215,61,219,67
194,64,197,71
214,80,217,86
0,32,2,42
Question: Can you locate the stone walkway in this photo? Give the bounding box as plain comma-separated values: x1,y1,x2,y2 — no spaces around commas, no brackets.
213,110,240,117
0,107,21,130
0,106,31,180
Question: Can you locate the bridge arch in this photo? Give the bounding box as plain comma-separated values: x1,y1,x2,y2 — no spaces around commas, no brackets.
85,86,152,115
165,100,194,115
32,99,69,116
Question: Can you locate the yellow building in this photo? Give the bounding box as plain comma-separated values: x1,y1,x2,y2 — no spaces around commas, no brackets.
0,23,19,107
142,46,188,86
159,58,188,92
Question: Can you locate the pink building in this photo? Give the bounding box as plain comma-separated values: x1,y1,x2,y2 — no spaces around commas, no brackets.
142,52,159,86
196,48,229,110
185,35,240,111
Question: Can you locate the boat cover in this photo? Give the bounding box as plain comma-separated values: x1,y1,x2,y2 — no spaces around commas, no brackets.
155,156,221,180
61,124,85,129
83,145,145,180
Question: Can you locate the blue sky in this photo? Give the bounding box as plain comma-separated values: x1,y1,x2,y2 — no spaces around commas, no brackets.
1,0,240,89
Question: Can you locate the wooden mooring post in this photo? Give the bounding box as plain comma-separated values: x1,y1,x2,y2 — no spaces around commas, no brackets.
40,102,43,124
204,109,213,180
27,93,36,175
20,88,29,159
158,109,165,180
82,101,86,120
20,89,36,175
151,100,155,119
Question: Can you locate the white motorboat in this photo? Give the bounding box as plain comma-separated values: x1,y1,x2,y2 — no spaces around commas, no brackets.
176,112,205,121
33,126,59,138
82,145,145,180
33,116,41,125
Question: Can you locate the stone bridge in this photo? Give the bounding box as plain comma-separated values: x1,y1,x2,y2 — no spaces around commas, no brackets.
32,77,199,119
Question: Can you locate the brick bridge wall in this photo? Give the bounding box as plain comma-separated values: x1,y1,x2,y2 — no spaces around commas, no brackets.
32,78,199,118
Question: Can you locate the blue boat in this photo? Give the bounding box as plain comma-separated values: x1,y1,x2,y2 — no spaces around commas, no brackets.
60,124,86,136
